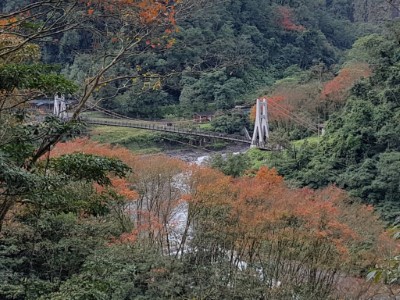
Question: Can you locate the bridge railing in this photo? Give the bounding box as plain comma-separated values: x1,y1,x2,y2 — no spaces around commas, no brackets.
82,117,253,144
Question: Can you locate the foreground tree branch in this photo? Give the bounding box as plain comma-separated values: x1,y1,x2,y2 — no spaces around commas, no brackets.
0,0,209,229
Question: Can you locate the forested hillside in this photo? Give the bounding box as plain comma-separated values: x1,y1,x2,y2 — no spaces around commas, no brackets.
1,0,400,299
264,29,400,222
1,0,371,118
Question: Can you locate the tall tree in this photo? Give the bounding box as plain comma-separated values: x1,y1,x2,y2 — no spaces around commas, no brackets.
0,0,207,230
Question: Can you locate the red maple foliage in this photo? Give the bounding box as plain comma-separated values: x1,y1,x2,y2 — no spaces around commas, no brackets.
50,138,135,163
277,6,305,32
321,62,372,102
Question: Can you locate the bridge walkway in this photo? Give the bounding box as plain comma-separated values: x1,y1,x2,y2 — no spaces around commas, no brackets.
83,117,271,150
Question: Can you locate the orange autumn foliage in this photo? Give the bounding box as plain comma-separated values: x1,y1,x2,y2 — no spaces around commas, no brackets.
188,165,391,273
50,138,135,164
250,63,371,130
250,77,328,131
268,95,295,122
321,62,372,102
94,177,138,199
277,6,305,32
186,165,233,206
121,155,187,253
80,0,178,28
52,139,190,253
80,0,178,48
0,17,18,28
51,139,396,277
137,0,175,25
254,166,283,185
51,138,137,200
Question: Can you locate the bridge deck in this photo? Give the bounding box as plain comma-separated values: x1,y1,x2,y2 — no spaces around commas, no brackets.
84,117,270,150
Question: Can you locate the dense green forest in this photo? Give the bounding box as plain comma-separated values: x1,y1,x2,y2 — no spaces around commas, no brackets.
59,0,367,118
1,0,375,118
0,0,399,299
262,30,400,222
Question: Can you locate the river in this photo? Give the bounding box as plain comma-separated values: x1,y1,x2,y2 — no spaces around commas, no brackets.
164,143,250,164
157,143,250,257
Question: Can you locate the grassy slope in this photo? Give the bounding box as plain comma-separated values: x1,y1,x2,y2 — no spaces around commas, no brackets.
90,125,162,154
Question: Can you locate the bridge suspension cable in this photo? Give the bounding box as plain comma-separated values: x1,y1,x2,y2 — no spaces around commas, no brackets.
269,106,317,132
268,100,318,132
44,91,313,151
88,104,197,126
86,103,134,120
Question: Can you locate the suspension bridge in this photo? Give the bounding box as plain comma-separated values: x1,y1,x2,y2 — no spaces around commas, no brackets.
51,95,318,150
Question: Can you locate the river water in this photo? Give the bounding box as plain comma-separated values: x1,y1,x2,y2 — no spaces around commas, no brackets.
164,144,250,164
158,144,249,256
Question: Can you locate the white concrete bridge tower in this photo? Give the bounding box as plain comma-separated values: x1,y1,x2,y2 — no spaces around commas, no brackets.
53,93,67,119
251,98,269,148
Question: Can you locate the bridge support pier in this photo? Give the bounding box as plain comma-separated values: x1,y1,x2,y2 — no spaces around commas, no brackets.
251,98,269,148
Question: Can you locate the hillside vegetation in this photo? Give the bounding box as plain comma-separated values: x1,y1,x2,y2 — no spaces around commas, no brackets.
2,0,373,118
0,0,399,299
252,29,400,222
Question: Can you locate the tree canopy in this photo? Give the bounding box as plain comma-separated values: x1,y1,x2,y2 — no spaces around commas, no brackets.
1,0,400,298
